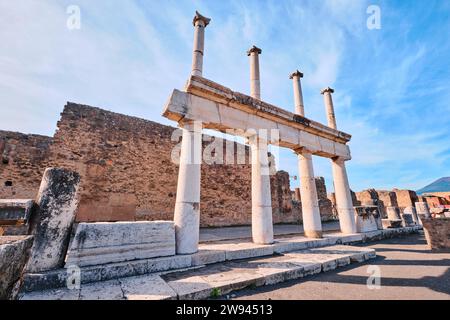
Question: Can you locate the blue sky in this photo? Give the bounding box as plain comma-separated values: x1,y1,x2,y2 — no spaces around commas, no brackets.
0,0,449,192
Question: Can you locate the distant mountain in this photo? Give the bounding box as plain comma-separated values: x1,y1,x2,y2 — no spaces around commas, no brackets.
417,177,450,195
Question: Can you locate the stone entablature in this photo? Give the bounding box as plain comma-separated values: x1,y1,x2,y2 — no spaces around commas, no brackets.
164,76,352,160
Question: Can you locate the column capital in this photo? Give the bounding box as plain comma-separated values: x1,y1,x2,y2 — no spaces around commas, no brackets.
289,70,304,79
247,45,262,56
193,11,211,27
321,87,335,94
293,147,312,155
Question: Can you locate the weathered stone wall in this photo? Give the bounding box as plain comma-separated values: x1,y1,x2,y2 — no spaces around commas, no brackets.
393,189,419,212
421,218,450,251
0,131,52,199
315,177,333,221
0,103,340,227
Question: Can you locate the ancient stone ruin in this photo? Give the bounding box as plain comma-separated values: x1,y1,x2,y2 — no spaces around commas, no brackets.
0,11,443,300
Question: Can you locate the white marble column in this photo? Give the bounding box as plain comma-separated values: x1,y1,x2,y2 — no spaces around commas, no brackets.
247,45,262,100
289,70,305,116
191,11,211,77
321,87,337,130
174,121,203,254
290,70,322,238
297,149,323,238
332,157,357,234
249,135,274,244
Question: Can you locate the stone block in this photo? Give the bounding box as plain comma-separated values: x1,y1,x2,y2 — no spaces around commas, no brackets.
354,206,380,233
421,218,450,251
80,279,124,300
0,236,34,299
401,213,415,227
120,274,177,300
387,206,401,221
382,219,403,229
190,249,226,266
65,221,175,267
0,200,36,236
26,168,81,273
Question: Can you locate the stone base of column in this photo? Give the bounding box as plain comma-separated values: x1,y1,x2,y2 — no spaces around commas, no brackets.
174,202,200,255
304,230,323,239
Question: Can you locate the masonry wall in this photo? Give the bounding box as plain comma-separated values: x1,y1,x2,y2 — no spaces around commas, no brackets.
0,131,52,199
0,103,343,227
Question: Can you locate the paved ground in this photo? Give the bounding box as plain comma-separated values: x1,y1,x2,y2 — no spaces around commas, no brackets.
232,233,450,300
200,221,340,242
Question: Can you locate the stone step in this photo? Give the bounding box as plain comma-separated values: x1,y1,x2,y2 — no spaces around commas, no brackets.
21,226,420,293
0,199,36,236
18,245,376,300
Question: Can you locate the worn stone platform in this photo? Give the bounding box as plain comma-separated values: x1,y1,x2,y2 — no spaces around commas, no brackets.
20,244,376,300
20,226,419,295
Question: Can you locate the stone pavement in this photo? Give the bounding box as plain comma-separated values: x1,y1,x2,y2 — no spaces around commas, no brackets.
20,244,375,300
233,233,450,300
199,221,341,243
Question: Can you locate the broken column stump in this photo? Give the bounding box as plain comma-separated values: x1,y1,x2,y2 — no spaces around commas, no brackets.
25,168,81,273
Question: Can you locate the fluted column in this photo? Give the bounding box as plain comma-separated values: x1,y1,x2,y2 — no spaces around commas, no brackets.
173,121,203,254
247,45,262,100
191,11,211,77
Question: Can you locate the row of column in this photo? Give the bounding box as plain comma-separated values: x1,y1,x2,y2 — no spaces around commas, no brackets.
173,11,356,254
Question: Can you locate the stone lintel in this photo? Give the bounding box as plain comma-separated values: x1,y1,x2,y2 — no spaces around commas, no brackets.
162,88,352,160
193,11,211,27
182,75,352,143
289,70,304,79
321,87,335,94
247,45,262,56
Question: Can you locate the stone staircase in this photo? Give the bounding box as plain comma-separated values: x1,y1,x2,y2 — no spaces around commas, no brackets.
20,244,376,300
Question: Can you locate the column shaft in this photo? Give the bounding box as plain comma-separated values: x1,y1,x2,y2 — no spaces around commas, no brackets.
323,92,337,129
332,158,357,234
191,20,206,76
174,122,202,254
250,137,274,244
298,151,322,238
292,75,305,116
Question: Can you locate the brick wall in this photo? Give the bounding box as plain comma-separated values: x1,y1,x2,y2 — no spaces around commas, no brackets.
0,131,51,199
0,102,343,227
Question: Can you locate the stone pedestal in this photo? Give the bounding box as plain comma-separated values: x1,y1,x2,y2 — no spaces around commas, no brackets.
65,221,175,267
331,158,357,234
25,168,81,273
249,137,274,244
403,206,419,225
415,201,431,221
297,151,322,238
174,122,202,254
387,206,402,220
354,206,379,233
